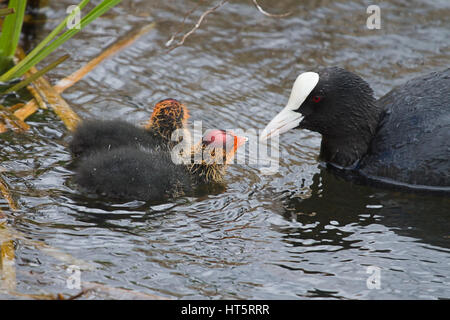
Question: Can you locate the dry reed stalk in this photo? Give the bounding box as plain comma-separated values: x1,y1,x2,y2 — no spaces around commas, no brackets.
0,175,17,211
0,105,30,132
0,121,7,133
13,47,81,131
54,22,156,93
0,222,16,292
13,22,157,125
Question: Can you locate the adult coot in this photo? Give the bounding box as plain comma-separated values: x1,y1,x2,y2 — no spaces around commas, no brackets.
260,67,450,192
74,129,247,201
69,98,189,157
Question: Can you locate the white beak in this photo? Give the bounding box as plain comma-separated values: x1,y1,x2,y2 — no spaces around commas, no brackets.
259,72,319,141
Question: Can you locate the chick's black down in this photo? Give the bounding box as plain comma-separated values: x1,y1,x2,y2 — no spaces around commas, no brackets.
74,146,194,201
69,120,167,158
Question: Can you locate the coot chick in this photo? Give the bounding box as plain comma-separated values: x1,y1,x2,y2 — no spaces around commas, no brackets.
260,67,450,192
74,129,247,201
69,98,189,157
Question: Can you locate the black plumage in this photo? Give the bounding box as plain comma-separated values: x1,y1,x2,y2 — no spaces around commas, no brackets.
74,146,194,201
69,119,167,157
262,67,450,192
73,130,247,201
359,68,450,190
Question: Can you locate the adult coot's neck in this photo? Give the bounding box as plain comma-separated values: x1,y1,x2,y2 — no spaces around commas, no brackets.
318,97,382,167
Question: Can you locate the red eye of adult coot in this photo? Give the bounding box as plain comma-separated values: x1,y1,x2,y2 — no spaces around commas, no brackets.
312,95,322,103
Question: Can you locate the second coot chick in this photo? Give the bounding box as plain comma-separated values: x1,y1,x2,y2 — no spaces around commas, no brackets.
74,129,247,201
69,98,189,157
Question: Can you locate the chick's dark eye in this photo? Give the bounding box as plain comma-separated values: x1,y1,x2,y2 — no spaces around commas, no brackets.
312,95,322,103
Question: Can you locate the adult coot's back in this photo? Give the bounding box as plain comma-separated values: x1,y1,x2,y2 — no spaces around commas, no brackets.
260,67,450,192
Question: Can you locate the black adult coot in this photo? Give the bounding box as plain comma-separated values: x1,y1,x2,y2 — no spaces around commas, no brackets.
69,98,189,157
260,67,450,192
74,129,247,201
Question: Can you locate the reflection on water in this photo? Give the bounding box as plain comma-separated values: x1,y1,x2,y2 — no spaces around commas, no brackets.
1,0,449,299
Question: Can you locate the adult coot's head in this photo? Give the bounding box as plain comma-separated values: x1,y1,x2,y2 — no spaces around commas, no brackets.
260,67,381,166
260,67,378,139
145,98,190,141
